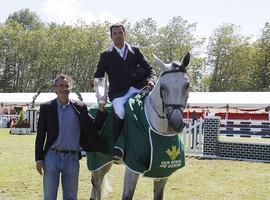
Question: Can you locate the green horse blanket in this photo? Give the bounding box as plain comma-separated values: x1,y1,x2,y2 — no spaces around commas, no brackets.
87,93,185,178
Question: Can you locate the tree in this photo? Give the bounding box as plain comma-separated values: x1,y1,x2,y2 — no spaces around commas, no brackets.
128,18,158,59
0,9,44,92
0,21,26,92
188,56,207,91
29,22,110,92
207,24,256,91
155,16,203,63
254,22,270,91
1,9,268,93
5,8,42,31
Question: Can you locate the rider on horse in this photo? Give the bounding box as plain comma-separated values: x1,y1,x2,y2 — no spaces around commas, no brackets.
93,23,156,160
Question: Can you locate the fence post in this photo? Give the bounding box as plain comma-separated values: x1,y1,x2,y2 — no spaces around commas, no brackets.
26,109,37,132
202,116,220,158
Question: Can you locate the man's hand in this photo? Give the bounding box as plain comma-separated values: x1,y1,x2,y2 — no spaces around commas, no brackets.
98,101,107,112
36,161,44,175
146,81,155,91
90,79,94,88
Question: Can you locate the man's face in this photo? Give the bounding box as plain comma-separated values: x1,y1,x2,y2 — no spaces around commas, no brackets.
54,78,70,100
111,26,126,48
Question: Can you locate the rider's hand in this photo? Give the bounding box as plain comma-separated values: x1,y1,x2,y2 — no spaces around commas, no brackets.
147,81,155,91
98,101,107,112
90,79,94,88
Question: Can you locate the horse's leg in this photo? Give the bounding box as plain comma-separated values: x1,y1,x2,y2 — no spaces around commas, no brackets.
90,163,113,200
153,178,168,200
122,168,140,200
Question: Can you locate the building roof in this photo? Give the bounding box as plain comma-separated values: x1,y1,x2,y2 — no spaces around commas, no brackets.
0,92,269,109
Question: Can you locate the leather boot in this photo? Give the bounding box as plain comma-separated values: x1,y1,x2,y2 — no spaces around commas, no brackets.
113,114,124,143
113,114,124,161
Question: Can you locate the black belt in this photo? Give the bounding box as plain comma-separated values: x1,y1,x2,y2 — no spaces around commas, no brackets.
50,148,78,155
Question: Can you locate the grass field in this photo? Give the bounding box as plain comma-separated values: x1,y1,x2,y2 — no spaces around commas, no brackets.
0,128,269,200
219,135,270,144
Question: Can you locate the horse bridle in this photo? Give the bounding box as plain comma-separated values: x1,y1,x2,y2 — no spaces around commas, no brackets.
150,67,187,120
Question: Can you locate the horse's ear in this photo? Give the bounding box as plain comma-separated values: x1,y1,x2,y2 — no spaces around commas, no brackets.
181,52,190,68
153,54,167,71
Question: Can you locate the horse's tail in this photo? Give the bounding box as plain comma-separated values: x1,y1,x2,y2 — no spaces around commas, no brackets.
102,174,112,198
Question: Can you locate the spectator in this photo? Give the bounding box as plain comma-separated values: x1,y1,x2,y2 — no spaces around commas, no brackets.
191,110,197,124
35,74,108,200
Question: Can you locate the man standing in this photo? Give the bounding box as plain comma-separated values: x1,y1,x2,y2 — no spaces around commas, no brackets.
94,23,156,160
35,74,107,200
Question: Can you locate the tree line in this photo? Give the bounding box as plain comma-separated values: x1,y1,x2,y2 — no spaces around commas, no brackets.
0,9,269,93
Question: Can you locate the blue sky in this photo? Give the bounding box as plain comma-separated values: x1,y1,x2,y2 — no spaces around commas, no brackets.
1,0,269,38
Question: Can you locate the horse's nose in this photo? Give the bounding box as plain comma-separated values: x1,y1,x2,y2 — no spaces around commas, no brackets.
168,109,184,133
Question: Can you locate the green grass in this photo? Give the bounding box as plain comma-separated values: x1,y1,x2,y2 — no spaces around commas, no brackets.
0,128,269,200
219,135,270,144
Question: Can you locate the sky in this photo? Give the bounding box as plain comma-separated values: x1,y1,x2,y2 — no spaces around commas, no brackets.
0,0,269,38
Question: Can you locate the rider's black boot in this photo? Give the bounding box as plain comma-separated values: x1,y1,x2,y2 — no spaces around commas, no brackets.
112,114,124,161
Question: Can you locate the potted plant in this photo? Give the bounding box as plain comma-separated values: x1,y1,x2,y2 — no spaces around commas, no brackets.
10,111,31,135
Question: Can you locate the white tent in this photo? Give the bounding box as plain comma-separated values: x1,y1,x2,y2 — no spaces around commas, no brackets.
0,93,93,106
0,93,36,106
0,92,270,109
187,92,270,109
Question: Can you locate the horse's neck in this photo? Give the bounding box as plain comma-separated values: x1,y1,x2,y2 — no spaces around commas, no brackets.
145,83,168,133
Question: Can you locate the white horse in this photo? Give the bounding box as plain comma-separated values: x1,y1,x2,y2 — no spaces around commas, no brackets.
89,52,190,200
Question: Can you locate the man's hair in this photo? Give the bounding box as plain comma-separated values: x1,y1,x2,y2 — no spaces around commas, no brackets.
53,74,73,88
109,23,125,36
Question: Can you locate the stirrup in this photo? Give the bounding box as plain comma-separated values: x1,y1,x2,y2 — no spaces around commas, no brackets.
113,148,123,164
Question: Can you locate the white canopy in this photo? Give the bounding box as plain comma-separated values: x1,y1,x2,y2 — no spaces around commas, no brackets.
0,92,269,109
187,92,270,109
0,93,95,106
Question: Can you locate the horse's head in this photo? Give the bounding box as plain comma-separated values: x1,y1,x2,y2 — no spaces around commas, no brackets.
152,52,190,133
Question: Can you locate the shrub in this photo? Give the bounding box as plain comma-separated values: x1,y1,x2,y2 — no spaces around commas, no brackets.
14,111,30,128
